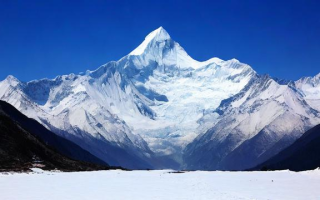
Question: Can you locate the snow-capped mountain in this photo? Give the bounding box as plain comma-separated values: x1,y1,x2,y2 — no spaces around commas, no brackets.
0,27,255,169
184,74,320,170
115,27,254,157
0,27,319,170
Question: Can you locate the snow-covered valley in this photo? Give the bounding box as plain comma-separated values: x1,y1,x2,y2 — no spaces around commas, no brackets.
1,169,320,200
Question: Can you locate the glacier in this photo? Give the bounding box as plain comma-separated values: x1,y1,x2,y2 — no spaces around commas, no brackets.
0,27,319,170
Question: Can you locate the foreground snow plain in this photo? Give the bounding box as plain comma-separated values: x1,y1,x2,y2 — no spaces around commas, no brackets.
1,169,320,200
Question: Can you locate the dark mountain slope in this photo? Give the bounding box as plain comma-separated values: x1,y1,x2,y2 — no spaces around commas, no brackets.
0,100,107,166
0,100,110,171
254,124,320,171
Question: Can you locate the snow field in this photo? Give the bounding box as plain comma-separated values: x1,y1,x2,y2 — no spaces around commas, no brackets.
1,169,320,200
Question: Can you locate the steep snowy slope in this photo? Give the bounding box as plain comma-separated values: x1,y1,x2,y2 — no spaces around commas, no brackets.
0,27,255,168
295,73,320,111
184,75,320,170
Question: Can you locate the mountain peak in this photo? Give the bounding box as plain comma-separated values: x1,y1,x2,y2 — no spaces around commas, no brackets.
3,75,20,86
148,26,170,41
129,26,171,56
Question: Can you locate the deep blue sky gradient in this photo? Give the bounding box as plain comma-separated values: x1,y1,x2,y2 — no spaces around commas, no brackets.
0,0,319,81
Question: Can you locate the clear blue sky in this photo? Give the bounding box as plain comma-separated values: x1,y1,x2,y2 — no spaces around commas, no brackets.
0,0,319,81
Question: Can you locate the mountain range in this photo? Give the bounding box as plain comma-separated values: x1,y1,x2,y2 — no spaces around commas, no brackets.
0,27,319,170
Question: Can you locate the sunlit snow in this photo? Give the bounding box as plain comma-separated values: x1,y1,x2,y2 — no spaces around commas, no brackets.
1,169,320,200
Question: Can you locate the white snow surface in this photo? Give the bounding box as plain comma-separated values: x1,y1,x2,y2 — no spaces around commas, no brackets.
1,169,320,200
